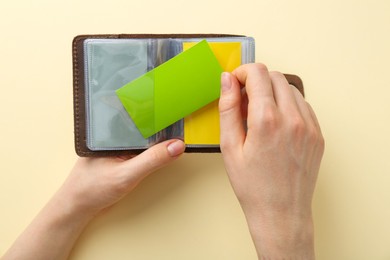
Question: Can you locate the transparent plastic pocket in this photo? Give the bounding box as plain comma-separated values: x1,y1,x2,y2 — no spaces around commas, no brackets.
83,37,255,151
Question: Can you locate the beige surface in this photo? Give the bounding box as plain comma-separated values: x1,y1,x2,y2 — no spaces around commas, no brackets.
0,0,389,259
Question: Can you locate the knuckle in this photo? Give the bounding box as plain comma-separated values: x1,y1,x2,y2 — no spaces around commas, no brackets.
307,125,320,144
317,132,326,150
306,123,325,148
219,141,231,153
219,94,239,114
288,118,325,150
252,63,269,73
261,106,280,129
269,70,284,78
220,135,236,153
308,127,325,155
288,116,307,138
144,149,167,171
239,63,269,76
250,105,280,133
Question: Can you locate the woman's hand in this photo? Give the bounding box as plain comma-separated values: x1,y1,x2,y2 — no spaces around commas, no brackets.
64,139,185,216
2,139,185,260
219,64,324,259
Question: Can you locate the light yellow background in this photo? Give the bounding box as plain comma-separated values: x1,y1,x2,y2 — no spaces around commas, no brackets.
0,0,389,259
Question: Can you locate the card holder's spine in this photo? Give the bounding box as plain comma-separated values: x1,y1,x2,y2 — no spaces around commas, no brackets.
146,39,158,146
148,39,186,146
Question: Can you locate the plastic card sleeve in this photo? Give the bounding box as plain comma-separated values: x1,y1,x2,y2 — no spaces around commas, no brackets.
84,39,150,150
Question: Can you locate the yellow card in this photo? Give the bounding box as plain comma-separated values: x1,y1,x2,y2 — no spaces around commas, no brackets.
184,42,241,145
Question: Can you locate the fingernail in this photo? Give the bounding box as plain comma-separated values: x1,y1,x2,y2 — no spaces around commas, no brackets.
221,72,231,93
167,140,185,157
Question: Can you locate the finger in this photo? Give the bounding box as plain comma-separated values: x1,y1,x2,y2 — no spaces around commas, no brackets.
233,63,275,113
219,72,245,153
240,90,249,120
269,71,299,113
119,139,185,182
306,102,324,137
291,86,313,126
232,64,277,132
299,99,325,164
290,87,326,159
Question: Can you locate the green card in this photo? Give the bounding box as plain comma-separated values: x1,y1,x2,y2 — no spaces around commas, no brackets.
116,40,223,138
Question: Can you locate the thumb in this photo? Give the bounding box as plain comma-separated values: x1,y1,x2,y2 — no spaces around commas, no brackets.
120,139,185,182
219,72,245,153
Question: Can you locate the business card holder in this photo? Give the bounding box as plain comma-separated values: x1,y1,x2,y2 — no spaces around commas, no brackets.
73,34,303,156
